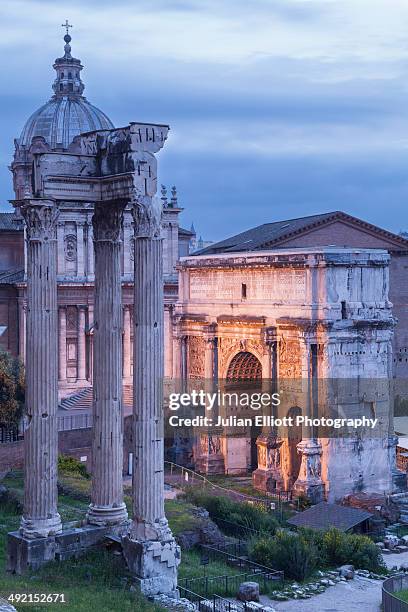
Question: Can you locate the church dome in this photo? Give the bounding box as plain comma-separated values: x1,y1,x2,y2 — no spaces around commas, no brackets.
18,26,114,150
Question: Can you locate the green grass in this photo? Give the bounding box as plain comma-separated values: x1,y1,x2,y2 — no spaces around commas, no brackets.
178,548,239,581
164,500,199,536
0,471,164,612
397,588,408,602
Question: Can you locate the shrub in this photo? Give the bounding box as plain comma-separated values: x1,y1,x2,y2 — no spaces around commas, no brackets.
321,528,385,572
58,455,90,479
250,530,318,581
0,351,25,428
183,489,278,535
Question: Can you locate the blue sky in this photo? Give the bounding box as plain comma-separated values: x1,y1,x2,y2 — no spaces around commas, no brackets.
1,0,408,241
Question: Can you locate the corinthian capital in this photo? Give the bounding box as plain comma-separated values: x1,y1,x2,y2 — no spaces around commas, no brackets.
21,200,59,241
131,195,162,238
92,199,128,242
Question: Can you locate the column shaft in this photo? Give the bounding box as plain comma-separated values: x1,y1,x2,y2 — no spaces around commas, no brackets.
87,200,128,526
123,306,132,380
132,237,165,533
77,222,85,277
77,306,86,381
18,301,26,364
58,307,67,382
21,202,62,538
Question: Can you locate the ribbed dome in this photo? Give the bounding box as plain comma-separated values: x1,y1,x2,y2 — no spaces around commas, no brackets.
18,28,114,150
20,98,114,149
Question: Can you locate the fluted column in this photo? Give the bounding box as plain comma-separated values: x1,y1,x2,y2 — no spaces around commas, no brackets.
131,213,166,536
77,306,87,381
294,335,324,503
123,196,179,597
164,306,173,378
58,307,67,382
76,221,85,277
123,305,132,380
87,199,128,526
20,200,62,538
18,301,26,364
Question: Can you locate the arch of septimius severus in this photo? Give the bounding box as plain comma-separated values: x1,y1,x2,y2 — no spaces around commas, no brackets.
174,249,403,502
6,124,180,597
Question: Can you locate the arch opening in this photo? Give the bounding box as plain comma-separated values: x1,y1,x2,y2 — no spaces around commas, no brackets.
226,351,262,382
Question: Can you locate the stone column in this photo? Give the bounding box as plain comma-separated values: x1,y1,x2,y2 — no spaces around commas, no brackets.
57,221,65,275
77,306,87,382
58,307,67,382
253,336,285,493
76,221,85,277
293,336,324,503
173,335,183,381
164,306,173,378
18,301,26,364
123,197,180,598
19,200,62,538
195,335,225,475
123,305,132,381
87,220,94,276
87,199,128,527
123,218,133,275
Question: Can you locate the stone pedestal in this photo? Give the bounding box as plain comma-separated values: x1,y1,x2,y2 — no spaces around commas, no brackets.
123,199,179,597
17,200,62,540
293,439,325,503
7,525,109,575
252,433,285,493
87,200,128,527
122,527,180,597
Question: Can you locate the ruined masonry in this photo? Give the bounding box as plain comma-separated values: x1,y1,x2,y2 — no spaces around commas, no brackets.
6,122,180,596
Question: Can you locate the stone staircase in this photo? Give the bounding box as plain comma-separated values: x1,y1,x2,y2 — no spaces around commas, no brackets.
391,492,408,524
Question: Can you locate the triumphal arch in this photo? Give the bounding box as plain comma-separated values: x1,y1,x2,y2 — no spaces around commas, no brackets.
7,124,180,597
174,248,401,502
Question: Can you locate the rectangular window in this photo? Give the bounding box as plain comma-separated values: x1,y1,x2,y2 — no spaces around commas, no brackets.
241,283,247,299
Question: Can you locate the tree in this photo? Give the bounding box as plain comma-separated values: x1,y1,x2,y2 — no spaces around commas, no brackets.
0,351,25,429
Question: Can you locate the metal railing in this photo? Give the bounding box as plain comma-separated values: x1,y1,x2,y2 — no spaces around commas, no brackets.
180,568,282,599
178,588,259,612
213,594,251,611
0,426,22,443
209,517,264,539
199,544,284,582
382,574,408,611
57,413,92,432
164,460,291,510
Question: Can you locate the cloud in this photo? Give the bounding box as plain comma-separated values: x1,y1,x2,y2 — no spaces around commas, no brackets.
1,0,408,241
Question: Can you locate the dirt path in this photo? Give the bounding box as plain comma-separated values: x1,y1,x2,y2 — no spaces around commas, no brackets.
264,550,408,611
265,575,383,611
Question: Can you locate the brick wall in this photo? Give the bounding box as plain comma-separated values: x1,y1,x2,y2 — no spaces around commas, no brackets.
0,440,24,472
0,422,135,475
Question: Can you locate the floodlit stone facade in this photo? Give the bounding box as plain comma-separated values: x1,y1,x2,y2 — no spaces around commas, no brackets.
175,248,399,502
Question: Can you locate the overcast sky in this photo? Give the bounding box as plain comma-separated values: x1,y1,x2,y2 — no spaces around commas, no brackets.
1,0,408,241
